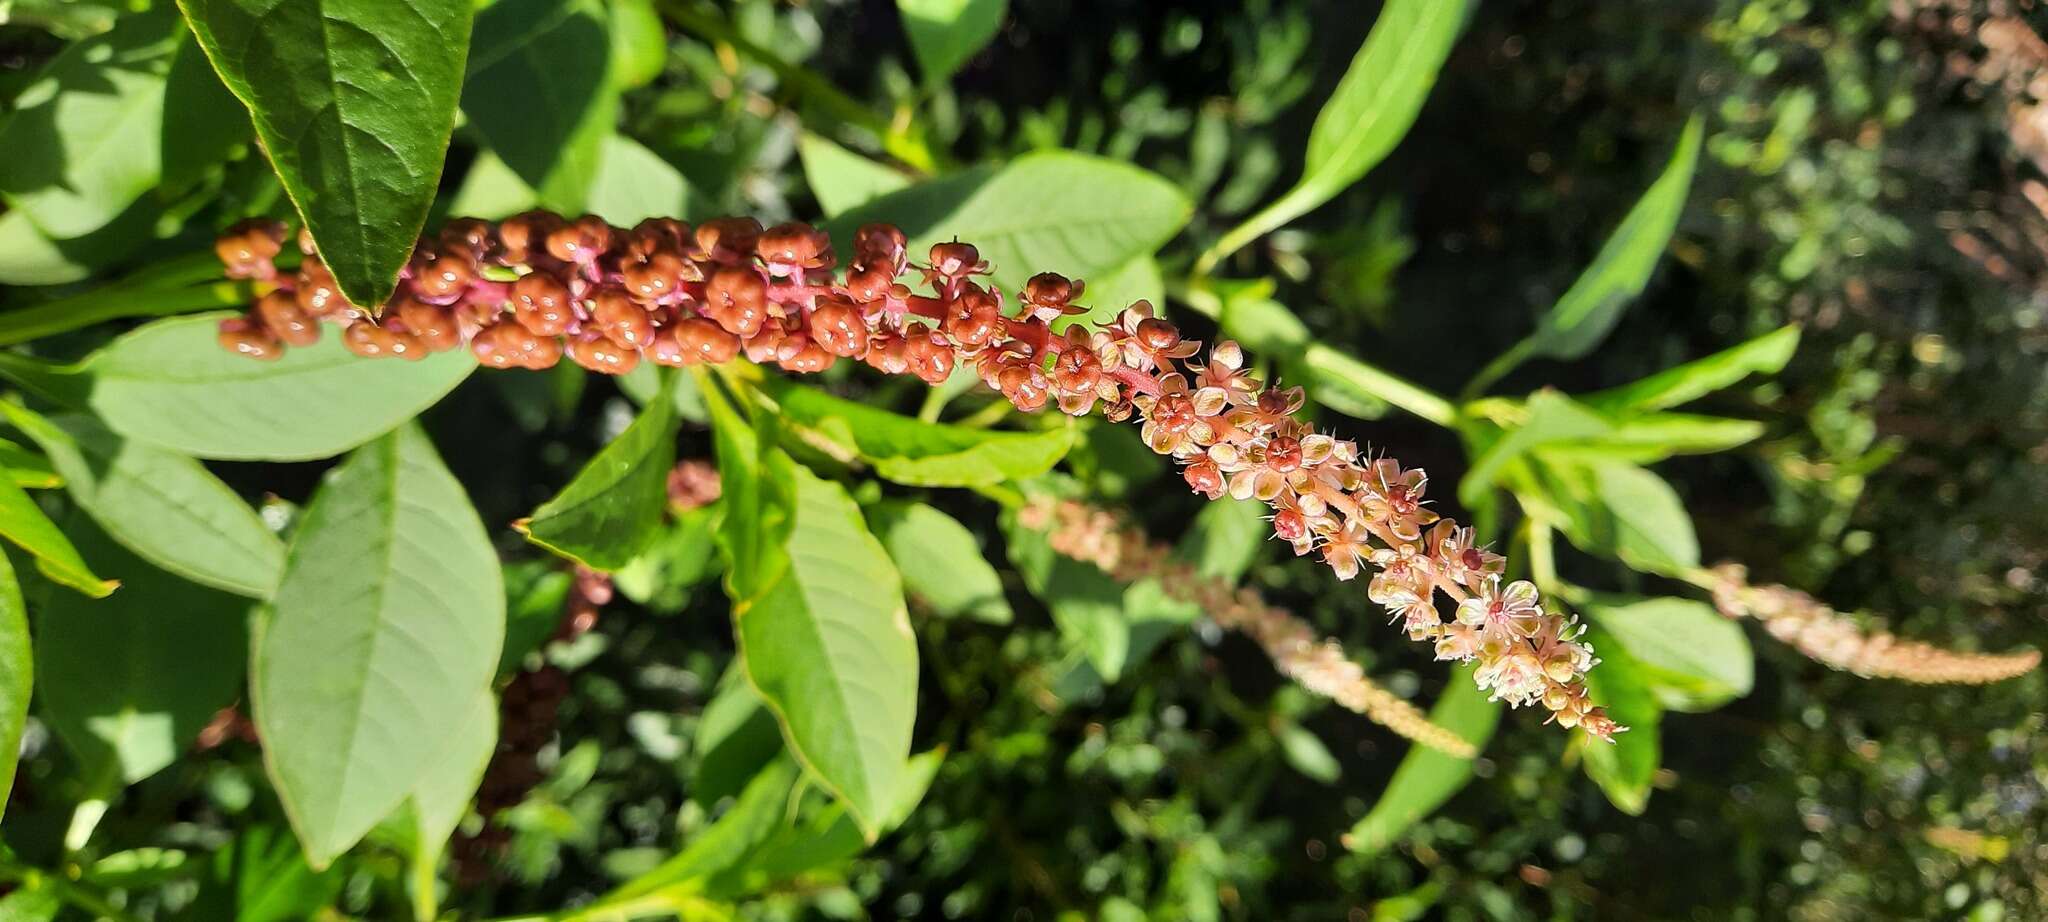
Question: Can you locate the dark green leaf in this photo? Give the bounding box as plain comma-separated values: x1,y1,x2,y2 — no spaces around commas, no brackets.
2,405,282,597
0,8,178,238
519,377,679,570
0,313,473,461
0,475,115,597
35,517,249,787
178,0,473,307
612,503,720,614
161,26,250,191
828,150,1191,299
897,0,1006,83
254,426,504,867
1584,595,1753,712
0,553,26,822
869,499,1011,623
763,380,1073,487
1578,626,1664,814
464,0,616,212
1584,325,1801,412
1343,666,1500,854
498,562,574,677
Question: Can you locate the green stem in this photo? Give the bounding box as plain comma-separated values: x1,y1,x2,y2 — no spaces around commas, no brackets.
1461,338,1536,402
410,845,440,922
1191,183,1320,278
0,282,246,347
1301,344,1455,427
658,0,941,174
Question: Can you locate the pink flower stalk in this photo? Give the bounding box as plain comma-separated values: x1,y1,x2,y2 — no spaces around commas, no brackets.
211,213,1618,740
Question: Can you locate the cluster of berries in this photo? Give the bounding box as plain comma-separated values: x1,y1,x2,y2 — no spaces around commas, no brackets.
210,213,1613,738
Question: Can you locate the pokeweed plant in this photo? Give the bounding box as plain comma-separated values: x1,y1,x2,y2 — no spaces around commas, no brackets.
0,0,2035,919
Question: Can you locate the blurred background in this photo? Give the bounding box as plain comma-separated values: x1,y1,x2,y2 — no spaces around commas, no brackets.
6,0,2048,919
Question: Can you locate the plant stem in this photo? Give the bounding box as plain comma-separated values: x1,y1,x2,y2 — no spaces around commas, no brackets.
1191,183,1320,277
0,281,246,347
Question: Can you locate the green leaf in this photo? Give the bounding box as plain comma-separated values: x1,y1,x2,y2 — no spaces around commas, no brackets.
0,476,115,597
897,0,1006,83
1275,722,1341,784
464,0,616,212
0,438,61,489
1470,117,1704,391
0,554,27,822
1583,325,1801,412
1578,626,1664,814
498,562,573,677
1522,117,1703,361
1583,595,1753,712
0,313,473,461
1176,496,1268,582
408,687,497,861
1526,455,1699,574
178,0,473,307
1458,390,1613,507
612,503,720,614
691,668,784,809
253,426,504,868
161,25,251,191
798,132,913,219
1343,666,1499,855
225,825,346,922
1002,495,1196,681
606,758,799,903
519,376,679,570
607,0,666,89
1198,0,1471,271
36,516,249,787
1,405,283,597
764,381,1073,487
828,150,1192,299
0,8,177,238
701,749,943,896
1062,256,1165,329
585,135,692,226
1543,412,1765,464
709,382,917,839
725,460,917,840
869,499,1011,623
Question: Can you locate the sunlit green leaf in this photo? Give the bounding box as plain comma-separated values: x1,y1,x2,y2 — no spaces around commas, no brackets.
0,8,177,238
0,314,473,462
254,426,503,868
408,688,497,865
1584,325,1801,412
764,380,1073,487
828,150,1191,298
1584,595,1753,712
1578,626,1664,814
897,0,1006,83
1199,0,1471,270
0,554,26,822
1525,455,1699,574
0,476,115,597
179,0,473,307
1344,666,1500,854
869,499,1011,623
798,132,912,218
2,405,282,597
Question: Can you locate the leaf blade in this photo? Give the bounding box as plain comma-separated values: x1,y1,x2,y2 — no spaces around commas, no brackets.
178,0,473,307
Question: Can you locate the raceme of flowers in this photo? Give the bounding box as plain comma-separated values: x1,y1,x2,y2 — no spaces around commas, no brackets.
1707,563,2041,684
210,215,1620,741
1023,498,1477,757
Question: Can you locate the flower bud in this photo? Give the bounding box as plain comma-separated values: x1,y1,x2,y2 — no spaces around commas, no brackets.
546,215,613,264
808,298,867,357
703,266,767,336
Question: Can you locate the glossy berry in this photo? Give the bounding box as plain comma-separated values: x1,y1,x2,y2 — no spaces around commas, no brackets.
590,290,656,349
255,290,321,347
567,335,640,375
511,273,575,337
218,315,282,360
